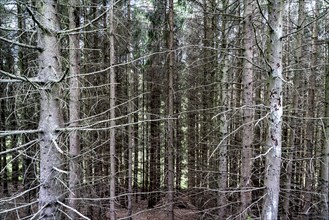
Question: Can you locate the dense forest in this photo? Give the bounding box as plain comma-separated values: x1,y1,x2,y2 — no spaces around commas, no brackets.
0,0,329,219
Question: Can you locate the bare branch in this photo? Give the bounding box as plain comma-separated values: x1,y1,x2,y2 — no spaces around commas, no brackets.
58,8,109,35
0,139,38,156
57,200,91,220
282,8,329,39
0,129,41,137
0,36,42,51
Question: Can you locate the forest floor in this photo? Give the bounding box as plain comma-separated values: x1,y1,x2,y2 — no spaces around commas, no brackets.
115,196,201,220
0,186,202,220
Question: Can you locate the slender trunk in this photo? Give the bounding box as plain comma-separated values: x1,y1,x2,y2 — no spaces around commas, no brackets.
201,0,209,187
68,0,81,218
240,0,255,217
320,22,329,220
217,1,229,216
133,72,139,202
261,1,284,219
167,0,174,218
127,0,133,218
147,0,163,208
303,1,318,214
108,0,117,218
175,85,182,190
0,92,8,196
187,76,196,204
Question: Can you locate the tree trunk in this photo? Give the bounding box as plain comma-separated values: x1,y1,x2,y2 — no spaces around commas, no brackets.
240,0,255,217
261,1,284,219
147,0,164,208
217,0,229,216
187,73,196,204
68,0,81,218
320,20,329,220
37,1,65,219
167,0,175,218
127,0,133,218
303,0,318,214
108,0,117,218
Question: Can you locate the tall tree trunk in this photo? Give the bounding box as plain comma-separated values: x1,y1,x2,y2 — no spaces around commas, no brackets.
108,0,117,218
167,0,175,218
0,89,8,196
147,0,164,208
217,0,229,216
201,0,210,187
303,0,318,214
261,0,284,219
37,1,65,219
187,73,196,205
321,41,329,219
127,0,133,218
68,0,81,218
240,0,255,217
133,70,139,202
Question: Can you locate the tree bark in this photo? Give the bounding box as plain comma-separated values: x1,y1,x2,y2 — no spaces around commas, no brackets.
37,1,65,219
321,41,329,219
127,0,133,218
108,0,117,218
261,0,284,219
303,0,318,214
217,0,229,216
240,0,255,217
68,0,81,218
147,0,164,208
167,0,175,218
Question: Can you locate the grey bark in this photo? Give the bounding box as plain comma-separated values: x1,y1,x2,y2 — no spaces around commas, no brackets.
321,41,329,219
167,0,175,218
240,0,255,217
108,0,117,218
127,0,133,218
217,0,229,217
261,0,284,219
37,1,65,219
68,0,81,218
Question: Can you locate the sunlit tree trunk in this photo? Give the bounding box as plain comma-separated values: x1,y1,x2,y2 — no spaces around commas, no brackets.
262,0,284,219
37,0,65,218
